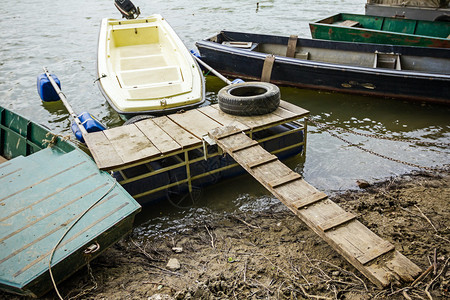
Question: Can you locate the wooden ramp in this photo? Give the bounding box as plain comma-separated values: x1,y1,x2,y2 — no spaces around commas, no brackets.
209,126,421,288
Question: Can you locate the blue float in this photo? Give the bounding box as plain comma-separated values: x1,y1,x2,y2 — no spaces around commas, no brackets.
71,112,106,143
37,73,61,102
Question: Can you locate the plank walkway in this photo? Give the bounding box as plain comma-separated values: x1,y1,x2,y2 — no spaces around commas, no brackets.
85,101,309,171
209,125,422,288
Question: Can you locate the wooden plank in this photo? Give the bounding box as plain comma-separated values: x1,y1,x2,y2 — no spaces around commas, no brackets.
209,125,421,288
356,240,395,265
229,139,258,153
278,101,310,118
339,20,360,27
134,118,181,154
286,34,298,58
152,116,200,149
292,191,328,209
103,124,160,164
168,109,223,139
198,105,249,131
267,172,301,189
261,54,275,82
246,154,278,169
84,131,124,170
0,156,7,164
318,211,356,232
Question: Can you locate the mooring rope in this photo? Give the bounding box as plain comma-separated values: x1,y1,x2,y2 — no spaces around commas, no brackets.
48,181,117,300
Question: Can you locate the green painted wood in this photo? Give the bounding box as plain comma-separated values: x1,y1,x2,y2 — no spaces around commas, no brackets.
0,106,141,297
310,13,450,48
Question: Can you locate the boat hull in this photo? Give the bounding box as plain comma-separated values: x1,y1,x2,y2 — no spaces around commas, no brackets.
0,106,140,297
97,15,205,115
196,31,450,104
309,13,450,48
365,3,450,21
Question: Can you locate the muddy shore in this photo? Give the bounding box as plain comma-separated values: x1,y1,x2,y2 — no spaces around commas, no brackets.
3,172,449,299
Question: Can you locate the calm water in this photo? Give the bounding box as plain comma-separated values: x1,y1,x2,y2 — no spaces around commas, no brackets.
1,1,449,237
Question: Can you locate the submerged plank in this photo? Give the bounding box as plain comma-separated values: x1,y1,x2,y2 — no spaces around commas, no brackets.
209,125,421,288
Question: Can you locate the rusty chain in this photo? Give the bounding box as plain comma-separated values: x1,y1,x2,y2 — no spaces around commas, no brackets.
308,118,449,173
308,119,450,148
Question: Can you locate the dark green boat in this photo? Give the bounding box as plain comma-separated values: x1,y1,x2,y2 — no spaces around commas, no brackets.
0,106,141,297
309,13,450,48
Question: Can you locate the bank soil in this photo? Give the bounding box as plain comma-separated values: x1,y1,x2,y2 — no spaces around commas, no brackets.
4,172,449,299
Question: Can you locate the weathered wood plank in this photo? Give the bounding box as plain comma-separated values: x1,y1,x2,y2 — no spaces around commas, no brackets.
356,240,395,265
135,118,181,154
278,101,310,118
209,125,421,288
84,131,124,170
246,154,278,169
229,139,258,153
318,211,356,232
198,105,249,131
103,124,160,164
168,109,223,139
292,191,328,209
152,116,200,149
0,156,7,164
267,172,302,189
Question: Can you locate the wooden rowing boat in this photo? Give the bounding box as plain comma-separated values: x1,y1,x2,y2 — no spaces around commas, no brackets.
365,0,450,21
0,106,140,297
309,13,450,48
97,14,205,116
195,31,450,104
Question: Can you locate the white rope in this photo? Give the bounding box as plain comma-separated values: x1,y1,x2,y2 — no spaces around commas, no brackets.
48,181,117,300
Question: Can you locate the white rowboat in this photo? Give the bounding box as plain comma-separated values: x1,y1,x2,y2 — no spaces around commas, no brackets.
97,15,205,115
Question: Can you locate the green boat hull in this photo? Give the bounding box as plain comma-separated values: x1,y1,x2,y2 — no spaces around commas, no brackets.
0,106,141,297
310,13,450,48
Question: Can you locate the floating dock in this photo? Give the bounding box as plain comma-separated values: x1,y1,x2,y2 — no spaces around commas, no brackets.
84,100,309,203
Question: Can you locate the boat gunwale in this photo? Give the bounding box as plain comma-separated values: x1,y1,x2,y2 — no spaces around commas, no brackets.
197,32,450,80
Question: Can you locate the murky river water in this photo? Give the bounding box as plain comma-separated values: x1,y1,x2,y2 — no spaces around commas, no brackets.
1,1,448,237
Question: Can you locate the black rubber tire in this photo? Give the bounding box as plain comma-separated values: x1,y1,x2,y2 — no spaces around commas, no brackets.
218,82,280,116
123,114,154,125
434,15,450,22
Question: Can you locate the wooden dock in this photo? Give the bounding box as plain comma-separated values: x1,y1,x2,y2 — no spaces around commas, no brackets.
85,100,309,171
84,101,309,201
209,125,422,288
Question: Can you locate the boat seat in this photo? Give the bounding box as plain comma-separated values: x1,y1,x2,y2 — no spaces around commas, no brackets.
119,66,182,88
373,52,401,70
295,52,309,60
120,54,167,71
337,20,360,27
127,84,187,100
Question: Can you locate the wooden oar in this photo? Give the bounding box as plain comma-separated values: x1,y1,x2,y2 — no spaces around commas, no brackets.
42,67,88,137
191,52,238,85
